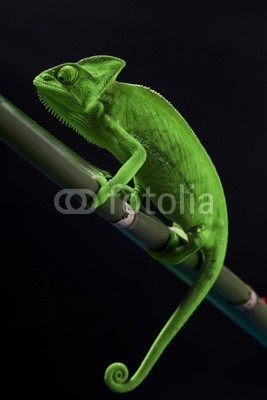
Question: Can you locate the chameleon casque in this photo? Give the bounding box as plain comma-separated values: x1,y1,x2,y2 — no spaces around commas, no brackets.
33,55,228,393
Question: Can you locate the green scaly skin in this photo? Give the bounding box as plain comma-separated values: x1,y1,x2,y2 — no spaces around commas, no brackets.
33,55,228,393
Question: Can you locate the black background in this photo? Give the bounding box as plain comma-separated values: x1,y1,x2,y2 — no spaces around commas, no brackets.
1,1,267,399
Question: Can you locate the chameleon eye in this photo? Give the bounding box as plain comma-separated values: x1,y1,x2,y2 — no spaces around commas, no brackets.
57,65,78,84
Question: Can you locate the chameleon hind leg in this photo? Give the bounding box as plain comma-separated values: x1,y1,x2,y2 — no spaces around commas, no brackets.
147,224,211,266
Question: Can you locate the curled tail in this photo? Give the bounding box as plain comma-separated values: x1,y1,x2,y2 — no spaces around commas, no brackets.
104,246,225,393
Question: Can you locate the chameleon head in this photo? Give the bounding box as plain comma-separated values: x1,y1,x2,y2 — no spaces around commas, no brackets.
33,55,125,134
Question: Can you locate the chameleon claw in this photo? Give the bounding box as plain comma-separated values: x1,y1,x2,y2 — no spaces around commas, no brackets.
147,225,209,266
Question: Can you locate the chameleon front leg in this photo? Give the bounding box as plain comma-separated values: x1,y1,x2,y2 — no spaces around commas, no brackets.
121,177,144,211
92,116,146,208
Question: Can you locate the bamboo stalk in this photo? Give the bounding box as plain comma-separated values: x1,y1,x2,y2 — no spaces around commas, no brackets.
0,94,266,346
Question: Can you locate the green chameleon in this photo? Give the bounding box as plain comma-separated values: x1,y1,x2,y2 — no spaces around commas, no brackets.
33,55,228,393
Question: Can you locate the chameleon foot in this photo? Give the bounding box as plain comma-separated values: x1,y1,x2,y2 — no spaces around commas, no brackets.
147,225,210,266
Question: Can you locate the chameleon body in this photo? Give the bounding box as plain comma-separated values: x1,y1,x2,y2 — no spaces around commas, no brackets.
33,55,228,393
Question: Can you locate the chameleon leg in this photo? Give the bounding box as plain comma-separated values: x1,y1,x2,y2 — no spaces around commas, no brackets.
92,174,143,210
147,225,210,265
128,177,143,211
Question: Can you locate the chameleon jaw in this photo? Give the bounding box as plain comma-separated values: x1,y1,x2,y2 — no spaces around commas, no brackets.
35,90,100,146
